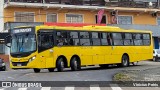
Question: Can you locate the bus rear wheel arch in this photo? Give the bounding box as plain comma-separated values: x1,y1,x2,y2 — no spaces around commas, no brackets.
56,56,68,72
121,54,129,67
70,55,81,71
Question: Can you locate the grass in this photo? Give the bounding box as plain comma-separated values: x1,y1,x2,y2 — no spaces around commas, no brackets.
113,73,133,81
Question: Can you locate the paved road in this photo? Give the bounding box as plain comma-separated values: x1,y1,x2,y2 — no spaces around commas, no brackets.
0,85,160,90
0,60,160,90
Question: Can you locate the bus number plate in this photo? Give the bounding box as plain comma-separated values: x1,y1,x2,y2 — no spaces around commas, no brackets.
17,64,22,66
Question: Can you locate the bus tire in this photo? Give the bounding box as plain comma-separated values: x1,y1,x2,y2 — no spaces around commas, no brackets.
33,68,41,73
48,68,54,72
57,58,65,72
70,57,80,71
121,54,129,67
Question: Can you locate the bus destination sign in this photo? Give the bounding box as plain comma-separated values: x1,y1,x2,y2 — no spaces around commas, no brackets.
12,27,34,34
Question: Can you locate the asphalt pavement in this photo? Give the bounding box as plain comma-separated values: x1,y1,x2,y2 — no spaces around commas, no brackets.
0,60,160,90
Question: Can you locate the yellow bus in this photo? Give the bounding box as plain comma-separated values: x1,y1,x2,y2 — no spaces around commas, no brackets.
7,24,153,73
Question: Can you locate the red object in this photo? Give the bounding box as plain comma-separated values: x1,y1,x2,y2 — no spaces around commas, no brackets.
97,9,105,24
44,22,106,27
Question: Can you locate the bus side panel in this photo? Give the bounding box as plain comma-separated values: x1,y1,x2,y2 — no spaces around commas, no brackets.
92,46,105,65
111,46,124,64
80,46,93,65
101,46,112,64
37,50,54,68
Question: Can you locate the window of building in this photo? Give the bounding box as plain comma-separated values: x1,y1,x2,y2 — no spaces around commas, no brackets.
95,15,107,24
47,13,57,22
118,16,132,24
15,12,34,22
66,14,83,23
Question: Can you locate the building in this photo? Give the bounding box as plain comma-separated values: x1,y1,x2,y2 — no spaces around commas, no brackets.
1,0,160,56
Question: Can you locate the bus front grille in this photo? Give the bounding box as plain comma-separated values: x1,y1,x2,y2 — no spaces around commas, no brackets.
12,61,28,66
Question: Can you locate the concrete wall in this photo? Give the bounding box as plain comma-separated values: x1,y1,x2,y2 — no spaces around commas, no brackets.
0,0,4,31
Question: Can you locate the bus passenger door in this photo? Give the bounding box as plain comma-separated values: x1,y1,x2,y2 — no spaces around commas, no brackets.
37,32,54,68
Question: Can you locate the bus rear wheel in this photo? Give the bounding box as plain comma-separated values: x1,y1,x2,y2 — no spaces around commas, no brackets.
57,58,65,72
70,57,80,71
121,54,129,67
48,68,54,72
33,68,41,73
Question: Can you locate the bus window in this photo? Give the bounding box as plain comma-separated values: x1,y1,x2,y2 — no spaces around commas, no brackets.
69,32,80,46
112,33,123,45
143,34,150,45
38,33,54,52
107,33,112,45
56,31,68,46
133,33,143,45
101,33,108,45
124,33,133,45
91,32,101,45
80,32,91,46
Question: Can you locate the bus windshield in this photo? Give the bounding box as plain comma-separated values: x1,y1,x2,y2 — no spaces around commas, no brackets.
11,34,36,54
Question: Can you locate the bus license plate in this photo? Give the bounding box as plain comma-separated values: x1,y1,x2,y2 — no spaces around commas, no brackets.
17,64,21,66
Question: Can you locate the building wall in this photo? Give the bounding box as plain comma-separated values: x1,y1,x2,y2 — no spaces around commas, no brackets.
4,7,110,24
0,0,4,31
4,7,159,25
119,12,156,25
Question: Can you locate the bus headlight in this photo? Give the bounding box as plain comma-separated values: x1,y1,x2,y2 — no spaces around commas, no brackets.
2,63,5,66
29,56,36,62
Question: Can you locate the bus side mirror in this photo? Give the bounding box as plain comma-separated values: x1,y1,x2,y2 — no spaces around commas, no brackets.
5,35,11,48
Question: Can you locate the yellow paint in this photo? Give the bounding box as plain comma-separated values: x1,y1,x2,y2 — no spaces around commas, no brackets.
4,7,158,25
10,25,153,69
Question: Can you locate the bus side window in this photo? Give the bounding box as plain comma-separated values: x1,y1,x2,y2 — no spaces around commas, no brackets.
80,32,90,46
56,31,68,46
101,33,108,45
69,32,79,46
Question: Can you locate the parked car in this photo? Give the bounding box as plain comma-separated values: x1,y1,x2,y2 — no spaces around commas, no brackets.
0,59,6,71
153,49,160,61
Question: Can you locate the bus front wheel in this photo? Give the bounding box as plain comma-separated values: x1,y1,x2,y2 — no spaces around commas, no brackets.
70,57,80,71
57,58,65,72
33,68,41,73
121,54,129,67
